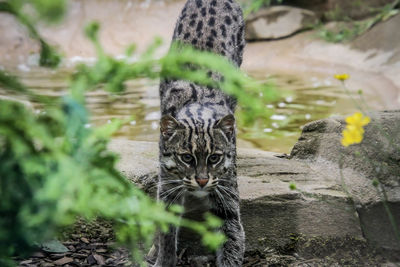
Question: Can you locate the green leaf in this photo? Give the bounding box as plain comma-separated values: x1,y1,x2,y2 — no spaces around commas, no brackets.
40,240,69,253
168,204,184,214
0,70,27,92
202,232,226,251
205,213,223,228
289,183,297,190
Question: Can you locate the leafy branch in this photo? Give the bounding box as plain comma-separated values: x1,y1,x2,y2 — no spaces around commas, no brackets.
0,0,64,67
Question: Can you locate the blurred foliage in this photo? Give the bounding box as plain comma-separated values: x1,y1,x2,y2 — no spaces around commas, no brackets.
163,42,279,124
0,90,224,265
241,0,283,17
0,0,64,67
316,0,399,43
0,1,278,266
6,0,67,24
241,0,399,43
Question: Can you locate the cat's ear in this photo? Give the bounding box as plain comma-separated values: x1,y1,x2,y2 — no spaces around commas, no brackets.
160,115,181,140
214,114,235,139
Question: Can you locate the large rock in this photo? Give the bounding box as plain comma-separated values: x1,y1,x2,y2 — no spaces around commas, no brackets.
285,0,395,20
290,110,400,253
109,111,400,260
245,6,318,41
109,113,400,263
352,13,400,65
109,138,385,263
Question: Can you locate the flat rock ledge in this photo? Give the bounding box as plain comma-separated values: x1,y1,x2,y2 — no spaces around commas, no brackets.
245,6,318,41
109,111,400,264
290,110,400,256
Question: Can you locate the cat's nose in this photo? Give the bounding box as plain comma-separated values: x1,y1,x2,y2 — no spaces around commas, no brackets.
195,178,209,188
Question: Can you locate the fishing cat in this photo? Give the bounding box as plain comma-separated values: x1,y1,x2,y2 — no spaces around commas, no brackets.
155,0,245,265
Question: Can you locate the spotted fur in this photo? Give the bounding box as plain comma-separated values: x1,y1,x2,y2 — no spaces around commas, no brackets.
154,0,245,266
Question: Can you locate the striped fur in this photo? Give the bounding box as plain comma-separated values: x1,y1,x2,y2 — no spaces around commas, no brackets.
154,0,245,266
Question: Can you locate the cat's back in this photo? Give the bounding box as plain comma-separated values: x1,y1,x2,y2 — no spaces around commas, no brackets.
172,0,245,66
160,0,245,116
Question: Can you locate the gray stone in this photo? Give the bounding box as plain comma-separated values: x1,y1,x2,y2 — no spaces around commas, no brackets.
108,139,363,256
245,6,318,41
236,148,362,253
108,139,158,184
290,110,400,252
352,14,400,65
108,110,400,257
287,0,395,21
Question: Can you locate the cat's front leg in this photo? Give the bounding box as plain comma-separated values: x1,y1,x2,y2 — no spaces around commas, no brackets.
153,226,178,267
216,215,245,267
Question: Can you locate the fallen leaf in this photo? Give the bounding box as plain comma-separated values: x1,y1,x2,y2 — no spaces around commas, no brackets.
50,253,66,260
72,253,87,259
54,257,73,265
41,240,69,253
19,259,33,265
93,254,105,265
87,254,96,265
32,252,46,258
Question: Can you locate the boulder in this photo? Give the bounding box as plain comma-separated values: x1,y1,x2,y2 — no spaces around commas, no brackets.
245,6,318,41
290,110,400,253
285,0,395,21
108,139,378,263
109,111,400,261
352,13,400,65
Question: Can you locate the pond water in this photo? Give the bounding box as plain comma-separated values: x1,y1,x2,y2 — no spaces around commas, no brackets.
1,66,367,153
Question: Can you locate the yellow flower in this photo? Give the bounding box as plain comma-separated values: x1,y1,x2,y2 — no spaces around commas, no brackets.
341,112,371,147
341,127,363,146
345,112,370,128
334,73,350,81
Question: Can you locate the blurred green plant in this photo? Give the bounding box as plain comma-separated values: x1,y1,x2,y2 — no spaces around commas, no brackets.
0,0,64,67
0,1,278,266
335,75,400,247
316,0,399,43
241,0,283,17
0,44,224,267
163,41,279,123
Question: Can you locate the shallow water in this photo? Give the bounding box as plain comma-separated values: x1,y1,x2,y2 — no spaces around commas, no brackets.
1,66,370,153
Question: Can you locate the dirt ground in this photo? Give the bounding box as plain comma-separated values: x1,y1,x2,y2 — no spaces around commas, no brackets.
17,218,392,267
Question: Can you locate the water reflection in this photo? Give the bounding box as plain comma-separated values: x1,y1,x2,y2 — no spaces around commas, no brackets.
235,73,364,152
1,67,365,153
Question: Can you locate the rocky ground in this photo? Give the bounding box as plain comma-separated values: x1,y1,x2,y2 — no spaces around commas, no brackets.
18,111,400,266
6,0,400,265
16,220,389,267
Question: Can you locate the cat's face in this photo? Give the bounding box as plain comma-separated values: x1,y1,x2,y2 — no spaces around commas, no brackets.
160,114,235,196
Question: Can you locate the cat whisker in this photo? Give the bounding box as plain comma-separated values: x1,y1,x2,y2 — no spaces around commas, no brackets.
183,182,194,187
162,179,183,184
160,184,182,194
148,180,182,191
167,188,186,208
160,180,183,188
160,185,184,200
218,185,238,197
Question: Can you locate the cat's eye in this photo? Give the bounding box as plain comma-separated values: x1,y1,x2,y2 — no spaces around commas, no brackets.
180,154,194,164
208,154,221,164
